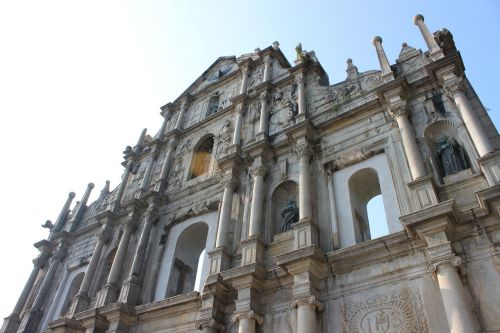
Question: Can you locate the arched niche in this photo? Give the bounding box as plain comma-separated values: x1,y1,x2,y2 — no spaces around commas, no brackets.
424,119,471,183
165,222,208,298
271,180,299,237
188,136,215,180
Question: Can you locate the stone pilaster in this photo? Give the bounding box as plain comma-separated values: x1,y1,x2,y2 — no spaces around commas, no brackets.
413,14,443,61
118,198,158,305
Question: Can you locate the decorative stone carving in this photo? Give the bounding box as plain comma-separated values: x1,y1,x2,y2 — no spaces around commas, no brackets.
341,289,429,333
230,310,264,325
195,318,224,331
269,84,299,135
281,200,299,233
436,136,468,176
215,120,232,159
443,78,466,99
426,255,462,273
290,295,324,312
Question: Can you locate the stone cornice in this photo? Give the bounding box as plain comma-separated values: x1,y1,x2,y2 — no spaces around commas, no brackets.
134,291,201,318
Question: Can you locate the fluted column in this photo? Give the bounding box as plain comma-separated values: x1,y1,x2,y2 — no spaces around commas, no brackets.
292,296,324,333
215,179,236,248
389,102,427,180
296,74,306,115
413,14,443,60
258,92,268,135
118,199,158,304
297,145,312,220
427,257,479,333
263,56,271,83
51,192,76,233
232,105,244,146
372,36,393,79
445,78,493,157
248,165,266,238
239,67,249,95
231,311,263,333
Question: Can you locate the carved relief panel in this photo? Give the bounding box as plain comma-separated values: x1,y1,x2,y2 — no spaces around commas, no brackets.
341,289,429,333
269,84,298,136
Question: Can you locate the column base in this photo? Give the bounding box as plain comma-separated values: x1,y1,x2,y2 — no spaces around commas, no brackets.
240,236,264,266
207,247,231,275
0,314,20,333
67,292,90,318
478,150,500,186
292,218,318,250
95,283,119,308
74,309,109,333
47,317,83,333
407,175,439,210
117,276,140,305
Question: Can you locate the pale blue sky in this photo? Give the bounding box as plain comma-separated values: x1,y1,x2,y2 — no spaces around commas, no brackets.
0,0,498,318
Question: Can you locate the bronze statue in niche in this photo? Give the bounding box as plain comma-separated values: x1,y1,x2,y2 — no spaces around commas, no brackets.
437,135,468,176
281,199,299,232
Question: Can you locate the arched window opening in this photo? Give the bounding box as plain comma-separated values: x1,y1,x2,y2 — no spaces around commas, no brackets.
60,272,84,317
188,137,214,180
348,168,389,243
165,222,208,298
271,181,299,237
206,94,220,117
367,195,388,239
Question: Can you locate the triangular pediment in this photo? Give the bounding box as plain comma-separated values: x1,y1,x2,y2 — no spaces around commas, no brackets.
186,56,239,95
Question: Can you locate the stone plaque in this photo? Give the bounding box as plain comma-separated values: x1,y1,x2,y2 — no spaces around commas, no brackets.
341,288,428,333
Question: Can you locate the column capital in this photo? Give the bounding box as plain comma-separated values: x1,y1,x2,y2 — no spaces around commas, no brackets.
290,295,324,312
52,243,68,261
259,90,269,101
97,223,113,243
426,255,462,273
295,72,305,84
249,164,267,177
443,77,467,98
194,318,224,331
221,176,238,189
387,101,409,119
230,310,264,325
294,143,313,158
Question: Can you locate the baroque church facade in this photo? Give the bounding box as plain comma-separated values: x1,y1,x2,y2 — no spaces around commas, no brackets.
2,14,500,333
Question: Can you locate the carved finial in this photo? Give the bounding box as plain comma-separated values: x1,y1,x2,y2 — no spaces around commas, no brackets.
272,41,280,50
254,47,261,53
402,42,408,48
372,35,383,46
346,58,358,79
413,14,424,25
41,220,54,230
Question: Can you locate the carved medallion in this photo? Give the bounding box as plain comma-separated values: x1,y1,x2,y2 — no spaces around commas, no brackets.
341,289,429,333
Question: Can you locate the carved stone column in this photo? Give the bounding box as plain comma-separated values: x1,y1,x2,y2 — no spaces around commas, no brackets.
140,148,158,192
17,244,67,333
296,73,306,115
157,139,176,190
291,296,324,333
262,56,271,83
119,198,158,305
297,144,312,221
413,14,443,61
68,221,112,316
113,164,132,211
257,92,269,135
232,104,244,146
96,209,139,307
444,77,493,157
325,166,340,249
215,178,236,249
231,311,263,333
427,256,479,333
248,165,266,238
175,96,191,131
239,67,249,95
372,36,393,81
0,248,49,333
388,101,427,180
158,103,173,139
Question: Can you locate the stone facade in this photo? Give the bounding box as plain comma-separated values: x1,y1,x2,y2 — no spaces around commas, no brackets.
2,14,500,333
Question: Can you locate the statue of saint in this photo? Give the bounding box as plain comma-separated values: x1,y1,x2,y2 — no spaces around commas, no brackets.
281,200,299,232
437,135,468,177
